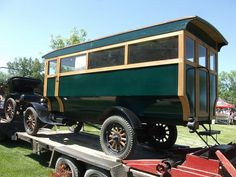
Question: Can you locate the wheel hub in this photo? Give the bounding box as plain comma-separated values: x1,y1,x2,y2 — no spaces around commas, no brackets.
107,125,127,152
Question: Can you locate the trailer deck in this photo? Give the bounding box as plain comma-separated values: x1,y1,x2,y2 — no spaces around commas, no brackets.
15,129,167,177
1,121,236,177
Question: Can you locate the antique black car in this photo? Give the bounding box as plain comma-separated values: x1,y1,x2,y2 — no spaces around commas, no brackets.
0,77,43,125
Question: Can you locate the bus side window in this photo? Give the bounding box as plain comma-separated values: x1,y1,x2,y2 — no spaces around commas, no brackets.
88,47,124,69
48,60,57,75
128,36,178,64
61,54,86,73
198,44,207,67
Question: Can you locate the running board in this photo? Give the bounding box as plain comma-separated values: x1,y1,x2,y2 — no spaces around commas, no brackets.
38,113,67,126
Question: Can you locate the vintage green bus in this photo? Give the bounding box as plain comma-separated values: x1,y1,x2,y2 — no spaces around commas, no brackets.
25,16,227,159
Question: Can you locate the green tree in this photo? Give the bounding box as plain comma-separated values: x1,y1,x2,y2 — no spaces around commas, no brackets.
50,28,87,50
218,70,236,105
7,57,44,81
0,71,9,83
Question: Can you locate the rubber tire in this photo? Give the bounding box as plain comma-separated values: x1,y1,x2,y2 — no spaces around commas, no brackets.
55,156,80,177
148,123,177,149
24,107,40,136
4,98,16,122
100,115,136,159
84,168,110,177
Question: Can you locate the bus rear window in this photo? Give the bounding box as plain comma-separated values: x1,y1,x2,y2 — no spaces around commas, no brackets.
185,37,195,62
128,36,178,64
198,45,207,67
88,47,124,69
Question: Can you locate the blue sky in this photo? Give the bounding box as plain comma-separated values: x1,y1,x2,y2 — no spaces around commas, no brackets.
0,0,235,72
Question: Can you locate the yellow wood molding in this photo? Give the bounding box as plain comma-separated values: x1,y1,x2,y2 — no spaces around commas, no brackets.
55,97,64,112
179,96,190,121
124,44,128,65
43,61,48,96
178,31,185,96
58,59,180,77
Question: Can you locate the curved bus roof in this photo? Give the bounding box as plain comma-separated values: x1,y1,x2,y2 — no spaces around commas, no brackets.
43,16,228,59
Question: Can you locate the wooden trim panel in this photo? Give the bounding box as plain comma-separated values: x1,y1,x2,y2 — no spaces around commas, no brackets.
59,59,180,77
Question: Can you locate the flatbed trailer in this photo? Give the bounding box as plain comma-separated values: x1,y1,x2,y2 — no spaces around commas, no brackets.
1,121,236,177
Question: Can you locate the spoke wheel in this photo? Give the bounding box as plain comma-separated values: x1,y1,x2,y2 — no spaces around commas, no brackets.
148,123,177,149
24,107,40,135
4,98,16,122
100,115,136,159
107,123,127,153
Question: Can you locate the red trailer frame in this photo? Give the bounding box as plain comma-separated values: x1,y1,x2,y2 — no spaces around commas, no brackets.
124,144,236,177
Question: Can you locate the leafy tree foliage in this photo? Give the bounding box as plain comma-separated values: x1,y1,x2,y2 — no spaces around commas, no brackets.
0,71,9,83
218,70,236,105
6,57,44,81
50,28,87,50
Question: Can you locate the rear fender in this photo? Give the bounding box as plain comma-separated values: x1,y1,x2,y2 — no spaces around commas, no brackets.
100,106,141,129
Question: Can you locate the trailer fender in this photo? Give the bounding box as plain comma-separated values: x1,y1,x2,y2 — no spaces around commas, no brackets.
100,106,141,130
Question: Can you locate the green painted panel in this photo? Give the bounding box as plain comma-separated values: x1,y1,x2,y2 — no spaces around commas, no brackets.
61,96,183,124
59,65,178,97
47,78,55,96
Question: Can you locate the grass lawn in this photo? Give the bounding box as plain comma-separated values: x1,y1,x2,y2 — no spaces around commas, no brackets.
176,124,236,147
0,140,53,177
0,124,236,177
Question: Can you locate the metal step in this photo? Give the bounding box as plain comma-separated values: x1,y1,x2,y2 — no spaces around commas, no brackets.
198,130,221,136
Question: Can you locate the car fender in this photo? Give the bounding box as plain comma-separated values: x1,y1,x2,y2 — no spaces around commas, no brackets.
25,102,49,124
100,106,141,129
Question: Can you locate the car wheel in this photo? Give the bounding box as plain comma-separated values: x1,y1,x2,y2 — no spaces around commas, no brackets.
100,115,136,159
55,156,80,177
84,168,110,177
4,98,16,122
24,107,40,135
148,123,177,149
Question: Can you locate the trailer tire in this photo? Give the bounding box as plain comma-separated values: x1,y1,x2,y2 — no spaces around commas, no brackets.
4,98,16,122
24,107,40,136
84,168,110,177
148,123,177,149
100,115,137,159
55,156,80,177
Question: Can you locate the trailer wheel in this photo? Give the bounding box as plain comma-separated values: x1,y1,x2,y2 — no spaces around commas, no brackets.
4,98,16,122
24,107,40,136
100,115,136,159
148,123,177,149
55,156,80,177
84,168,110,177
